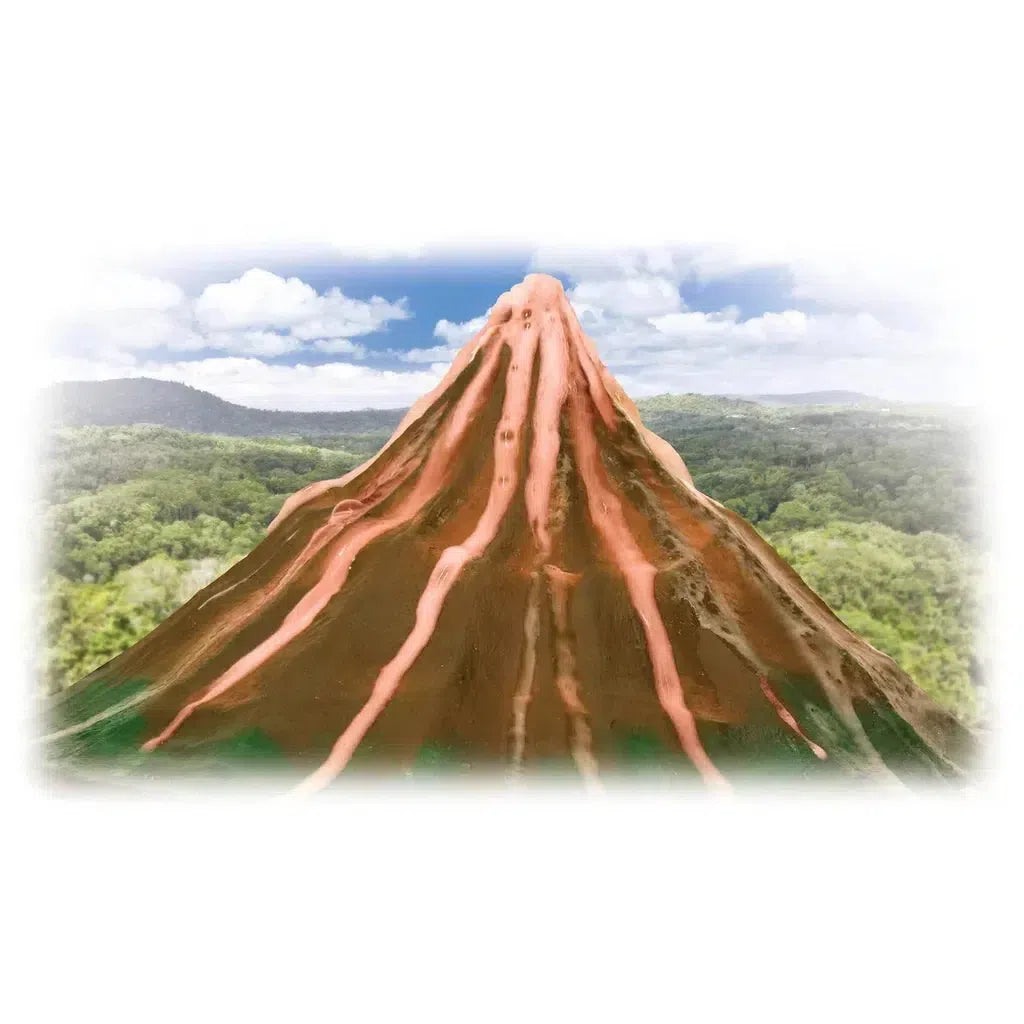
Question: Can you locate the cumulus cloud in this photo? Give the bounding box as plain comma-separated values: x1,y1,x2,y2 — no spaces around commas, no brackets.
524,246,967,401
195,269,410,339
55,267,410,362
400,345,456,364
202,329,302,358
50,251,971,410
310,338,369,357
433,315,488,347
533,243,947,333
47,266,443,409
398,313,488,364
569,276,684,319
645,308,925,356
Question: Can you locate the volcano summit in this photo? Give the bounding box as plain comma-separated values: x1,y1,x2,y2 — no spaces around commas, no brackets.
45,274,974,790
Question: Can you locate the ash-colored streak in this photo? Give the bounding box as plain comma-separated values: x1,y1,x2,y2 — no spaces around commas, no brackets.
566,362,729,791
141,337,507,753
294,320,540,794
758,675,828,759
545,564,601,791
266,324,501,534
195,556,275,613
195,528,298,612
509,571,542,774
41,686,159,744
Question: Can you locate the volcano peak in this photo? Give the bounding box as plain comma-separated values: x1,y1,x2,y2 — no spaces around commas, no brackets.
493,272,568,314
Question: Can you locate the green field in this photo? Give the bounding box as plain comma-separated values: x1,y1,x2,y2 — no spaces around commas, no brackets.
35,396,985,726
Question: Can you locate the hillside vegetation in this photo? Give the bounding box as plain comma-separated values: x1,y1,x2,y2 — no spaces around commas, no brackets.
36,400,985,726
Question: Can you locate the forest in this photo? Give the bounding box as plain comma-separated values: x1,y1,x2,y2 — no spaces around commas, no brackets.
35,396,985,726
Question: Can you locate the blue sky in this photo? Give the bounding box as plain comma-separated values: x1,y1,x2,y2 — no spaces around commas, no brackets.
47,246,967,410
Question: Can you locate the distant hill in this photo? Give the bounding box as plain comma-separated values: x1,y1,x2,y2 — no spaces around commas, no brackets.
42,378,901,438
43,378,405,436
633,393,765,416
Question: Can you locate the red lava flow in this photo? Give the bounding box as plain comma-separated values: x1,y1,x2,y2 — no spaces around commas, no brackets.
566,355,730,791
759,675,828,759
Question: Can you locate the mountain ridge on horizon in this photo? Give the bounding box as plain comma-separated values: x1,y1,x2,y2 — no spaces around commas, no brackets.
42,376,897,437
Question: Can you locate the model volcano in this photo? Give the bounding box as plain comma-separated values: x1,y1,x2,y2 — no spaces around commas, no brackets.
45,274,974,790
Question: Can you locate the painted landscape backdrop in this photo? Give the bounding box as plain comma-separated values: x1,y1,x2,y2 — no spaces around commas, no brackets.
35,378,984,727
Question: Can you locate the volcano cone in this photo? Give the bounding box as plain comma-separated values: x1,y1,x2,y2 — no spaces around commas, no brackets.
44,274,975,790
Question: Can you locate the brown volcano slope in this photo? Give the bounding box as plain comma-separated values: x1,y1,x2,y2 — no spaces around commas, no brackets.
45,274,975,791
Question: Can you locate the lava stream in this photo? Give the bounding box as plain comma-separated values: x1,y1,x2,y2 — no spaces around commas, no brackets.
566,353,729,791
545,564,600,790
759,675,828,759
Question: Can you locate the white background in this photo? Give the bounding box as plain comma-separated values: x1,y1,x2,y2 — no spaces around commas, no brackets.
3,2,1020,1021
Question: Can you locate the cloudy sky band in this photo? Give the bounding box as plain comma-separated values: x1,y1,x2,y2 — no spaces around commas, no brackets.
45,246,972,410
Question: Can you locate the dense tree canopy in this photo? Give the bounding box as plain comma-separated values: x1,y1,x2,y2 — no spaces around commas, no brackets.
771,521,982,723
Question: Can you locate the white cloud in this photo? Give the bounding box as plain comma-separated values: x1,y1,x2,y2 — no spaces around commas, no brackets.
400,344,456,364
535,246,971,402
433,315,487,347
54,267,410,363
396,313,488,363
61,309,208,355
202,329,302,357
50,251,972,410
311,338,368,357
645,308,927,356
534,243,950,334
194,269,319,330
596,304,965,402
194,268,410,337
569,276,684,319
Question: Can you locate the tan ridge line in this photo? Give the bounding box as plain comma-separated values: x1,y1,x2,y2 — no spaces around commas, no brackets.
509,571,542,773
